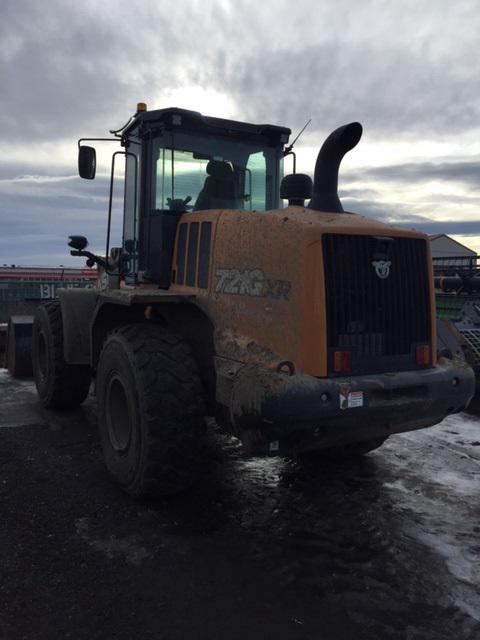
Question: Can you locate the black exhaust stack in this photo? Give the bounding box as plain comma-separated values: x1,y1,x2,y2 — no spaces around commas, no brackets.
308,122,363,213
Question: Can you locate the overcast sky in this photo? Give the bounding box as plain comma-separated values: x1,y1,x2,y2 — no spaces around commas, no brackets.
1,0,479,266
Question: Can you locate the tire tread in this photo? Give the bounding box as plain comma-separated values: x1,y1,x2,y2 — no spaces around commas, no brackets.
98,323,205,497
33,301,91,409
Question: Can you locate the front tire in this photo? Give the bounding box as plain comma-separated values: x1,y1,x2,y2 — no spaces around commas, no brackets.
32,301,91,409
96,324,205,497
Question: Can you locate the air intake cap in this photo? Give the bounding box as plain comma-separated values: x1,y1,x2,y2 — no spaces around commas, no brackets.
280,173,313,206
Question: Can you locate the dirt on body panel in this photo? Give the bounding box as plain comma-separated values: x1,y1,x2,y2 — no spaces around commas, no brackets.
169,206,432,376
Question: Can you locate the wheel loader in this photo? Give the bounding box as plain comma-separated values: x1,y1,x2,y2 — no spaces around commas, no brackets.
32,103,474,496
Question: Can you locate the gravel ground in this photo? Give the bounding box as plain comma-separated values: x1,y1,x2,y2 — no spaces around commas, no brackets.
1,369,479,640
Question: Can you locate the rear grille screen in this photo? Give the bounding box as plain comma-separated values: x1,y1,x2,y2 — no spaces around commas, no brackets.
322,234,431,375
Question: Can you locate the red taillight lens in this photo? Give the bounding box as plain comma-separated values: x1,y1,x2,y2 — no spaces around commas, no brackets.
416,345,430,365
334,350,351,372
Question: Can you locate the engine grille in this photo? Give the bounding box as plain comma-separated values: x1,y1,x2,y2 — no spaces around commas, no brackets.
322,234,432,375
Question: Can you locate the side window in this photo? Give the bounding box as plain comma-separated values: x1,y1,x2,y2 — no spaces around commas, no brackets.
123,149,140,273
154,149,209,210
246,151,266,211
278,156,285,207
155,147,172,210
173,150,209,205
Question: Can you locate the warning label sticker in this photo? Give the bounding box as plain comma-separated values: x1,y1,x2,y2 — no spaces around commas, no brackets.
339,389,364,410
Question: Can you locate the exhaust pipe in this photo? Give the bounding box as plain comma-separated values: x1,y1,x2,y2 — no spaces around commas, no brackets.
308,122,363,213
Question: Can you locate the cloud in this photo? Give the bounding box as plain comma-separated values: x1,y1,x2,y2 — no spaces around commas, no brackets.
341,193,480,237
3,0,480,143
0,0,235,142
197,2,480,139
346,160,480,190
0,171,121,265
0,173,112,203
1,0,479,263
398,220,480,236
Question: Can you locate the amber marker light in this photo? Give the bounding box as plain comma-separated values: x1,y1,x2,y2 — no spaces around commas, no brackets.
416,345,430,365
334,350,352,373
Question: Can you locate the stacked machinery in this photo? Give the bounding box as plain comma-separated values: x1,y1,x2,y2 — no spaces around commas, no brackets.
435,256,480,390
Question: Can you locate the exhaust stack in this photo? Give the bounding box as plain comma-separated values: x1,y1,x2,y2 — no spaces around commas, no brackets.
308,121,362,213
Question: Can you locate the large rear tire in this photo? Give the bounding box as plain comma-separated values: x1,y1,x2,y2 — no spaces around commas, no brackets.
96,324,205,497
32,301,91,409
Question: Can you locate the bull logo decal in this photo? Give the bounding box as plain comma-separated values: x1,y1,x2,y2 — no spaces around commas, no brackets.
372,260,391,279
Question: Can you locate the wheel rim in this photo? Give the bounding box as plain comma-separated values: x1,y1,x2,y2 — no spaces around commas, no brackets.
106,376,132,452
37,331,48,383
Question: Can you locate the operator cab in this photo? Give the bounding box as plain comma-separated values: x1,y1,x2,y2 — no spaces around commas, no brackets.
145,113,288,213
78,106,290,287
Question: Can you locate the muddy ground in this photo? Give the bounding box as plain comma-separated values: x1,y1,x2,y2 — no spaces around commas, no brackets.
0,369,479,640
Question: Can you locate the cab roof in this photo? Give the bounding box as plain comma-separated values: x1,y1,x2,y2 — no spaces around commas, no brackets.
121,107,291,147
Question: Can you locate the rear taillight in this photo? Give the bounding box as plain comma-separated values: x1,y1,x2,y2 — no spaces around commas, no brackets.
334,350,351,373
416,345,430,365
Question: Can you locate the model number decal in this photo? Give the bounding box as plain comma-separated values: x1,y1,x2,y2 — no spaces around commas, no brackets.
215,268,291,300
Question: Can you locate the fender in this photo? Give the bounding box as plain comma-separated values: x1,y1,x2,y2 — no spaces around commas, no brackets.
59,287,197,365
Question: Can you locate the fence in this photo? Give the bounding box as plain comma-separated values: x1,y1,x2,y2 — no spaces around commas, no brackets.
0,278,96,322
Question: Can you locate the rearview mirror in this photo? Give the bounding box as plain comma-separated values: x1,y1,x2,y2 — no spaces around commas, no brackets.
68,235,89,251
78,145,96,180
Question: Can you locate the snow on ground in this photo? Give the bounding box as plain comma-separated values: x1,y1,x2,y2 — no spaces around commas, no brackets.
379,412,480,621
0,368,11,383
1,367,479,625
0,367,36,391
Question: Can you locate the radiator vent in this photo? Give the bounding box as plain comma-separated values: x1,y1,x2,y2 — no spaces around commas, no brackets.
322,234,431,375
175,221,212,289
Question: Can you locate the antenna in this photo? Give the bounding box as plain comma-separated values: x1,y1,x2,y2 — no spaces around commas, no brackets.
109,103,146,136
109,115,136,136
284,118,311,156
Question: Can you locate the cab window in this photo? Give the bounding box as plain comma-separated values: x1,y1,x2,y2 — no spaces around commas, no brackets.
151,133,279,212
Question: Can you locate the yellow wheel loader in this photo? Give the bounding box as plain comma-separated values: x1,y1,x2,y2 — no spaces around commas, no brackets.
32,104,474,496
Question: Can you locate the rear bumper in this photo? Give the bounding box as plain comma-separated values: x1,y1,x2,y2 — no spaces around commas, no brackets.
221,357,475,454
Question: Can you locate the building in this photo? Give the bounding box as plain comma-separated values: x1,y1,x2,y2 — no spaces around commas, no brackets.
429,234,477,268
0,266,96,281
0,266,97,323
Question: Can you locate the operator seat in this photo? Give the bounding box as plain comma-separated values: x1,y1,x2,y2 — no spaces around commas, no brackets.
194,160,238,211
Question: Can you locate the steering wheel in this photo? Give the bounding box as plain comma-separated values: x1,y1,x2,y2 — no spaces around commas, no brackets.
167,196,192,211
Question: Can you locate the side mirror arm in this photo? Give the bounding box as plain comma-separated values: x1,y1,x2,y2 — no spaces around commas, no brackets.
70,249,106,269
